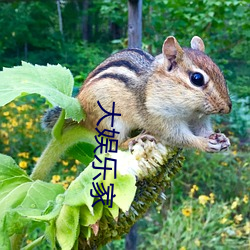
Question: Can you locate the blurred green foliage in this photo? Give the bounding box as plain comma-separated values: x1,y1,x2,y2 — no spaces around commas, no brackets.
0,0,249,97
0,0,249,248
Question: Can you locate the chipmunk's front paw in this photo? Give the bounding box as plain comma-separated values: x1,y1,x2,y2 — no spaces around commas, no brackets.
206,133,230,152
129,134,156,152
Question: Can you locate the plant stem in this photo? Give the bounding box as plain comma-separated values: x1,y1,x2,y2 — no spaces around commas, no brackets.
12,126,96,249
30,125,97,181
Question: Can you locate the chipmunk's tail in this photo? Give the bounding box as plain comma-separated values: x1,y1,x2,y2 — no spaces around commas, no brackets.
41,106,62,130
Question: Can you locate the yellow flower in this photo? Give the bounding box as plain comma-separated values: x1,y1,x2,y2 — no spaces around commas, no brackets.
11,119,18,127
62,160,69,166
221,162,228,167
0,130,8,138
220,217,228,224
189,184,199,197
194,238,201,247
3,111,9,116
231,198,240,209
243,195,248,204
198,195,210,206
209,193,215,204
26,239,32,244
3,138,9,145
26,121,33,129
17,105,31,112
19,161,28,169
234,214,243,224
9,102,16,108
75,160,80,165
32,157,39,163
195,150,200,155
235,157,242,163
51,175,61,183
236,229,243,237
182,207,192,217
221,232,227,238
232,150,237,156
244,221,250,234
71,165,77,172
179,247,186,250
18,152,30,159
4,147,10,152
66,176,75,182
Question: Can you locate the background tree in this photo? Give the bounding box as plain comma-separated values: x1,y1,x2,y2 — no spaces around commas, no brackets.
128,0,142,48
0,0,249,249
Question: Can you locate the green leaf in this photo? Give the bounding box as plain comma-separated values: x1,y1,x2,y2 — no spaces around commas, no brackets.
0,182,32,217
106,203,119,219
0,154,65,243
0,62,84,121
3,210,32,238
56,205,80,250
80,226,92,240
26,198,63,222
63,164,98,213
103,155,137,213
79,203,103,227
0,154,30,181
66,142,95,165
0,231,10,250
20,181,64,212
0,176,31,201
45,220,56,249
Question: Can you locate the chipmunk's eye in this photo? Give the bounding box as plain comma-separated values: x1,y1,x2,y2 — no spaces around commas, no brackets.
190,72,204,87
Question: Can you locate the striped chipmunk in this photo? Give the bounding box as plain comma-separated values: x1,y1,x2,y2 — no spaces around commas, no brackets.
43,36,232,153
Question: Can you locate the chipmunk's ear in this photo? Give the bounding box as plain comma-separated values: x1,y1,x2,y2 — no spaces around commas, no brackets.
162,36,184,63
191,36,205,52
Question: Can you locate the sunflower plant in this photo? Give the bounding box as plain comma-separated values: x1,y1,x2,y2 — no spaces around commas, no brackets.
0,62,182,249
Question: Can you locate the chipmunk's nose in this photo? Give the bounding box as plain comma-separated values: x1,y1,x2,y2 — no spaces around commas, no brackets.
219,101,232,114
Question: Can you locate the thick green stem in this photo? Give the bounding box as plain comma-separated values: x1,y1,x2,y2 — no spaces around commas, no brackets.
30,125,97,181
11,126,96,249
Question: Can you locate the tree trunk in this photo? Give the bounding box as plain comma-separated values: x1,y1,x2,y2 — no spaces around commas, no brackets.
82,0,89,41
56,0,63,36
125,224,137,250
128,0,142,48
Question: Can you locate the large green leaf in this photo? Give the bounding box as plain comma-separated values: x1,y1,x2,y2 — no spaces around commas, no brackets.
63,162,99,212
0,176,31,201
103,152,137,213
0,154,65,248
64,151,137,224
105,171,136,213
0,62,84,121
66,142,95,165
56,205,80,250
20,181,64,212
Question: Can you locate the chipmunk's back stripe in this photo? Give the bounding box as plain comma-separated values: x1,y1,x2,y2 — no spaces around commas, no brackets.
91,60,140,79
96,73,130,85
122,48,154,62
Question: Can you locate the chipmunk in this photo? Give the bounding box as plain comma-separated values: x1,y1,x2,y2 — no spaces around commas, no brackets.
44,36,232,153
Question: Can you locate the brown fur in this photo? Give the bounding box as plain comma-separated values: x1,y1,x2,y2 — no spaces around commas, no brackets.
77,36,232,152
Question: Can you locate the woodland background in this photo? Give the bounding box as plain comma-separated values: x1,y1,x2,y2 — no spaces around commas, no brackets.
0,0,249,249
